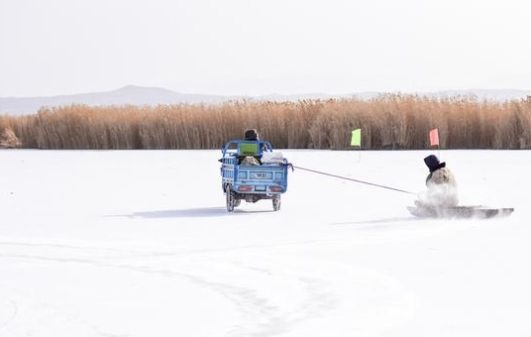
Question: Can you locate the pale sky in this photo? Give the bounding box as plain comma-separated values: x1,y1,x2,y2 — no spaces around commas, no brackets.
1,0,530,97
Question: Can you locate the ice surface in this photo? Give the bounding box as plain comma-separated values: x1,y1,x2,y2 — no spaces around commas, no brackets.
0,149,530,337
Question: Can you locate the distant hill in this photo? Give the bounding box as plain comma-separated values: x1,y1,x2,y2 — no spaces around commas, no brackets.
422,89,531,101
1,85,529,115
0,86,230,115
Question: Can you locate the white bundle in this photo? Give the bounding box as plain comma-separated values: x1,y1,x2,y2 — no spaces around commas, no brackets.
261,152,285,164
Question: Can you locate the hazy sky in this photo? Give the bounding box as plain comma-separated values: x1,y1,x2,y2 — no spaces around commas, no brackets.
1,0,530,96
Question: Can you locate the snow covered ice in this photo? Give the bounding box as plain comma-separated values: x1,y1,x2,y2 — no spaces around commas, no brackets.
1,149,530,337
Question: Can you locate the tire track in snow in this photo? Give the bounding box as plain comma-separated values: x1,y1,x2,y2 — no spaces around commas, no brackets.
1,244,335,336
0,251,292,336
0,245,298,336
0,240,415,337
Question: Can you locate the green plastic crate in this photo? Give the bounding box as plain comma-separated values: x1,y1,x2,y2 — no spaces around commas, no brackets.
239,143,259,156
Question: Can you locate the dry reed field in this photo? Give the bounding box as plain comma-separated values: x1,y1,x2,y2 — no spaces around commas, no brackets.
1,95,531,150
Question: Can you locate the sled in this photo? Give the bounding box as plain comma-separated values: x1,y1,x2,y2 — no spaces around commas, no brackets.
407,205,514,219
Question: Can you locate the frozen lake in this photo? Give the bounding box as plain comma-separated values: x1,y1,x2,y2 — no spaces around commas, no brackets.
0,149,530,337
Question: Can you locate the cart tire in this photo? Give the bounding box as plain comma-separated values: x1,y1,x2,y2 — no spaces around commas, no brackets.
226,186,235,212
272,195,281,211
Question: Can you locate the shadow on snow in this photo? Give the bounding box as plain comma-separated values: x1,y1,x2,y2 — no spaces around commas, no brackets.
114,207,275,219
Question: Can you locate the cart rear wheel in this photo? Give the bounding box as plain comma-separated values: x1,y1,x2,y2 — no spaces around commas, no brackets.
226,186,235,212
272,195,281,211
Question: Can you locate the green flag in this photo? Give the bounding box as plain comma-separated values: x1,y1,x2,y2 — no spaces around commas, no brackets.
351,129,361,147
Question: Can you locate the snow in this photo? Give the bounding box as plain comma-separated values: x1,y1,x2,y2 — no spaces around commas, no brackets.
1,149,530,337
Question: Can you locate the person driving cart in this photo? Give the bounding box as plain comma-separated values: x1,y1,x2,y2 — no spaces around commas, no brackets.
239,129,267,165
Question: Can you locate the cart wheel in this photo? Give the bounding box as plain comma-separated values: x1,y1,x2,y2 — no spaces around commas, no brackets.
272,195,281,211
226,186,235,212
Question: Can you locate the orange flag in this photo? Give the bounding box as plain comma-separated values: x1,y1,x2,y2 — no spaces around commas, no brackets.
429,128,439,147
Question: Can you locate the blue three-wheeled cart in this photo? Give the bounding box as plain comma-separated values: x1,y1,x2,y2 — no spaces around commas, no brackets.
220,140,290,212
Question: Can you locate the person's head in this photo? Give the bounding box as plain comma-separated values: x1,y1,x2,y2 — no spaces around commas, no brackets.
424,154,446,173
244,129,259,141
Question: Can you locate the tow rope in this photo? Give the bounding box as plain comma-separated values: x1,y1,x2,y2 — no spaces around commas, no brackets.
292,165,416,195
